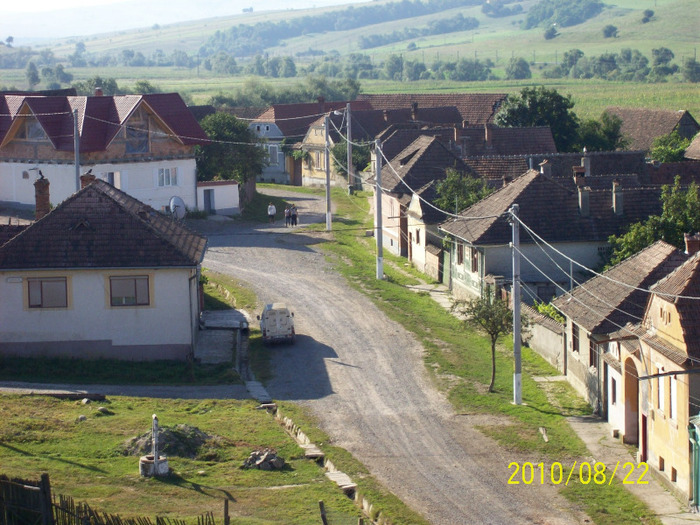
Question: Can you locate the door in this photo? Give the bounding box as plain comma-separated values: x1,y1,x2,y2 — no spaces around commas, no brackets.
203,189,215,214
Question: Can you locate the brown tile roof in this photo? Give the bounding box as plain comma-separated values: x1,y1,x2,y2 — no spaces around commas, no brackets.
686,133,700,160
522,303,565,334
357,93,507,125
376,126,458,162
650,251,700,358
606,107,700,152
381,135,468,197
0,180,206,270
439,169,663,246
254,100,372,139
552,241,687,335
646,159,700,185
410,180,447,225
459,125,557,156
0,225,28,246
0,93,208,153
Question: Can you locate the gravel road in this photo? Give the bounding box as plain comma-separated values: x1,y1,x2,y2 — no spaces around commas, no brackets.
198,188,588,525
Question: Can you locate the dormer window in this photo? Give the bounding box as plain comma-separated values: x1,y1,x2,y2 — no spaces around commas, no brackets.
16,119,46,140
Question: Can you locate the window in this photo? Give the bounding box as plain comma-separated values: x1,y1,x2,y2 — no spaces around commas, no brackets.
611,378,617,405
268,145,279,166
657,368,665,412
572,324,580,353
110,276,149,306
471,247,479,273
457,243,464,265
28,277,67,308
669,375,677,420
103,171,121,189
415,229,421,246
126,125,149,154
158,167,178,187
17,119,46,140
315,151,321,170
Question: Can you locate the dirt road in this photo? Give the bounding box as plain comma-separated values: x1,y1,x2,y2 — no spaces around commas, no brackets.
199,188,586,525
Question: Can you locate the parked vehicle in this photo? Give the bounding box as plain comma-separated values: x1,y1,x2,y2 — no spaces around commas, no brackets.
257,303,295,344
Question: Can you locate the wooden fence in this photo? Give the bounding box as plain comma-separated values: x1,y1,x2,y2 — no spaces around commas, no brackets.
0,474,217,525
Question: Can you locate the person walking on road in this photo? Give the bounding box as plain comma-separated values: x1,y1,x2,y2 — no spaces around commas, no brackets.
267,202,277,224
290,204,298,226
284,205,291,227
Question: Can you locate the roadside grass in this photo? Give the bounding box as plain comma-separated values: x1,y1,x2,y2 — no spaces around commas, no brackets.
310,186,659,524
0,395,362,525
0,356,237,385
201,268,258,314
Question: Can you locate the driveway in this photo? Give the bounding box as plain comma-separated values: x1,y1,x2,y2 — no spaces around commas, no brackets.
198,188,588,525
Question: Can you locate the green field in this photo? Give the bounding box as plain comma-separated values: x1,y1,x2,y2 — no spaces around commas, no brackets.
0,0,696,119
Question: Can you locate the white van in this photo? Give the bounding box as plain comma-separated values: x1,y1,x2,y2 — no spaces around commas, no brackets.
257,303,295,344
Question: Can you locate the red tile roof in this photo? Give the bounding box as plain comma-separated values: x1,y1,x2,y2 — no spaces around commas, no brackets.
459,125,557,156
0,179,206,270
0,93,208,153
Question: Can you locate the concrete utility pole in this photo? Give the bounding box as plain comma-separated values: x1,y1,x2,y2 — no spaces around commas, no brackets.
375,139,384,280
73,108,80,192
346,103,353,195
510,204,522,405
325,115,331,231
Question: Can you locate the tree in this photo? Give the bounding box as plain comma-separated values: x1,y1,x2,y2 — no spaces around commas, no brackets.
25,62,40,89
131,80,160,94
195,112,268,184
607,177,700,266
642,9,654,23
650,130,692,162
504,57,531,80
683,57,700,82
602,24,617,38
452,295,512,393
384,54,404,80
331,139,371,182
5,36,13,47
495,86,580,152
575,111,628,152
544,26,559,40
434,169,492,213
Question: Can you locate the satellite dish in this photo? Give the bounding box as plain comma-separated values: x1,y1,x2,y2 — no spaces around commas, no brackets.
169,196,186,220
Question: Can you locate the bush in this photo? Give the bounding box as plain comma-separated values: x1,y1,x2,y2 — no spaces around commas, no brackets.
602,24,617,38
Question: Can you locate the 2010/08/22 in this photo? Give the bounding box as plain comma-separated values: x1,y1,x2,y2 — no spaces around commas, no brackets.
507,461,649,485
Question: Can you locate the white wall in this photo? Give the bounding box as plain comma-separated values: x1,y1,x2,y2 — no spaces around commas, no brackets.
197,182,240,215
0,159,198,211
0,267,197,359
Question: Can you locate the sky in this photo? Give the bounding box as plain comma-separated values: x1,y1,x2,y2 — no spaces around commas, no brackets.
3,0,362,42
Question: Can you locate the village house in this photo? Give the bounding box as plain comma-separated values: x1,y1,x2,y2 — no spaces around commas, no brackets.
551,241,687,416
0,175,207,361
0,91,208,212
439,161,664,304
249,99,371,185
377,135,467,259
614,240,700,504
605,107,700,153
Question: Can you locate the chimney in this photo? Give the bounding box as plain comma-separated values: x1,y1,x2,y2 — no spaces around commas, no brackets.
383,109,390,123
539,160,551,176
573,166,586,187
502,174,513,187
612,179,623,215
581,153,591,177
81,172,97,188
411,102,418,121
94,86,103,96
317,96,325,112
578,186,590,217
34,176,50,220
685,232,700,255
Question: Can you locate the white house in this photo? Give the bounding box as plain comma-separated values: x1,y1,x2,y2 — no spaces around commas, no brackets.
0,175,207,361
0,92,208,212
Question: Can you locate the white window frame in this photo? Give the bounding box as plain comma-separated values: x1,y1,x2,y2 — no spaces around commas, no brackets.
157,167,178,187
669,375,677,420
268,145,279,166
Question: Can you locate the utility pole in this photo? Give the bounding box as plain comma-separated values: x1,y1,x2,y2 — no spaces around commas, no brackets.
325,114,331,231
346,103,353,194
375,139,384,280
73,108,80,192
510,204,522,405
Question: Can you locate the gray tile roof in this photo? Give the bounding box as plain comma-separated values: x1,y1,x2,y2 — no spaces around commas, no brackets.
0,179,206,270
606,107,700,152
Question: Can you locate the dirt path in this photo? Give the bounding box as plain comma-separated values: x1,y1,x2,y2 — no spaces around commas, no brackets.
199,188,588,525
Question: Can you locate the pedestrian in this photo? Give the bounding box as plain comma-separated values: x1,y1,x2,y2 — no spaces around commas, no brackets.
284,205,291,227
291,204,298,226
267,202,276,224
